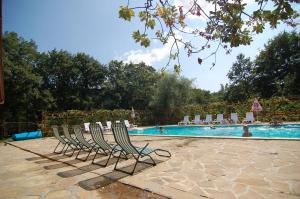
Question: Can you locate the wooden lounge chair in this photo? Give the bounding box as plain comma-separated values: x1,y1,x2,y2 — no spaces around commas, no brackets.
89,123,125,167
111,122,171,175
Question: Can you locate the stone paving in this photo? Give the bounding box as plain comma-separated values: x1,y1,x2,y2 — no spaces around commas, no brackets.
0,135,300,199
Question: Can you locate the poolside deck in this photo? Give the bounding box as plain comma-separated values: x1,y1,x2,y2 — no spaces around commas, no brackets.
0,135,300,199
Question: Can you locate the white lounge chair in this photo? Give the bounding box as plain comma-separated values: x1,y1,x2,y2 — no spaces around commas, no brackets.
191,115,202,124
230,113,239,124
203,114,212,124
124,120,137,128
104,121,112,131
178,116,191,125
213,114,224,124
83,122,90,132
243,112,254,123
95,121,104,130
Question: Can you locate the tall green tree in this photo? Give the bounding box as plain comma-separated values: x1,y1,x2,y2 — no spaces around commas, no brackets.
191,88,212,104
36,50,107,111
0,32,54,122
150,73,193,111
105,61,159,109
225,54,254,102
254,31,300,98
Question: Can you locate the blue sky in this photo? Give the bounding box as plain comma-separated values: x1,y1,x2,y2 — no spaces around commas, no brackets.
3,0,299,91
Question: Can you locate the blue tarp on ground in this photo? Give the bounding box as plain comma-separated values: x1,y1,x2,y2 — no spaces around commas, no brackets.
12,130,42,141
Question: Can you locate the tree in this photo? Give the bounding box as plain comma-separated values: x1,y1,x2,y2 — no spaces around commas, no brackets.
191,88,212,104
105,61,159,109
119,0,299,71
225,54,254,102
0,32,54,122
150,73,193,111
36,50,107,111
253,31,300,98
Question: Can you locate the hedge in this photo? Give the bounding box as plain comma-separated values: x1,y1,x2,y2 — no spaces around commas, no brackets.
42,97,300,136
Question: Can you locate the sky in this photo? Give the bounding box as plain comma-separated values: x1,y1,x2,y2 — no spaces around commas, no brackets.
3,0,299,92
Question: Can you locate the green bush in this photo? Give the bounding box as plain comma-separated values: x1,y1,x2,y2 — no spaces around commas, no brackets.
42,97,300,136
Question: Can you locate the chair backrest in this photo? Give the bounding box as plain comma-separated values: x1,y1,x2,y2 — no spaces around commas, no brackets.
106,121,112,129
89,123,111,151
84,122,90,132
216,114,223,121
231,113,238,122
52,125,67,144
124,120,130,128
206,114,212,122
194,115,201,122
111,122,138,155
96,122,104,130
116,120,120,123
183,116,189,123
73,125,92,148
62,125,78,146
246,112,254,122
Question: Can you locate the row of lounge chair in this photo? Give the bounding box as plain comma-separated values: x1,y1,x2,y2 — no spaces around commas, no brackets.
178,112,255,125
52,122,170,175
83,120,137,132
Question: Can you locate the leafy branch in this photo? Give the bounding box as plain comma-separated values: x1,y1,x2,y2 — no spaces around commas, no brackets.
119,0,299,72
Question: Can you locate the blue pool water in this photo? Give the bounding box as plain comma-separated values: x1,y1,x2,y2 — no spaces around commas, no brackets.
129,124,300,138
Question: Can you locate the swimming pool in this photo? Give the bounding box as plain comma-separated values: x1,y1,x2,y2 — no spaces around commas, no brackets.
129,124,300,138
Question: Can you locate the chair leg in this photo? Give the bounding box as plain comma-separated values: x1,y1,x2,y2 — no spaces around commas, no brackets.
76,147,93,162
114,152,139,175
54,142,66,154
92,149,113,167
63,145,70,155
75,146,83,160
143,154,156,166
64,145,76,157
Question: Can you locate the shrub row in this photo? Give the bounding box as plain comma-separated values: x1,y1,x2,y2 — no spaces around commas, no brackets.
42,97,300,136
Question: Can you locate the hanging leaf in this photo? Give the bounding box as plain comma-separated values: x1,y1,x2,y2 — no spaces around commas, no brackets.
198,58,203,65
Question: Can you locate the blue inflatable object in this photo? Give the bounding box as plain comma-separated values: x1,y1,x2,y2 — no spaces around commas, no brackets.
12,130,42,141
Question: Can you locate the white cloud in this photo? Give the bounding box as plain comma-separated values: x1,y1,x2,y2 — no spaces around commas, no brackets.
119,32,184,66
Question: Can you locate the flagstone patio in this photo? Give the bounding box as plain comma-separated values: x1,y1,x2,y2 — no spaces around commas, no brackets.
0,135,299,199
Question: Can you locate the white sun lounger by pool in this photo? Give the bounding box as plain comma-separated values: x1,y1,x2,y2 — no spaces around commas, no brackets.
204,114,212,124
104,121,112,131
213,114,224,124
191,115,202,124
230,113,239,124
178,116,191,125
124,120,137,128
96,121,104,130
243,112,254,123
83,122,90,132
